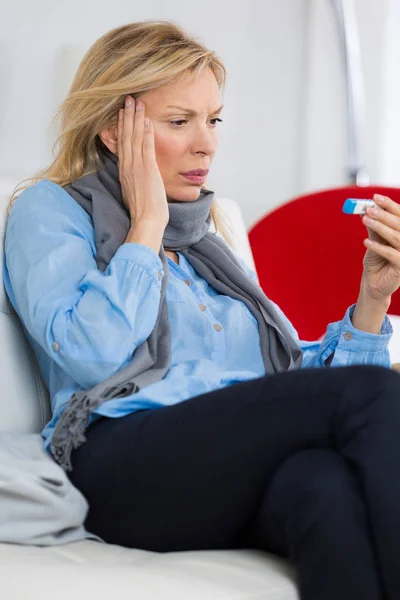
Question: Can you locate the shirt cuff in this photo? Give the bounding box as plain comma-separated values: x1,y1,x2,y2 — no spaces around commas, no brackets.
112,242,164,281
335,304,393,352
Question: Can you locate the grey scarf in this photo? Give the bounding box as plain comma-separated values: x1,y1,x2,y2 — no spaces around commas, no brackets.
51,147,302,471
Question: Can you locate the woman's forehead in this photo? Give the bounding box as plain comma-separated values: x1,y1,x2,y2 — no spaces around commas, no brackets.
140,69,221,111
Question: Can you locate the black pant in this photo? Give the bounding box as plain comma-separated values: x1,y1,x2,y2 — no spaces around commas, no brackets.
69,365,400,600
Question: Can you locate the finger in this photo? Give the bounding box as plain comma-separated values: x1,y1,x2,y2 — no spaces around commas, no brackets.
363,214,400,250
360,214,387,248
117,108,124,159
364,237,400,265
365,224,386,246
366,203,400,233
374,194,400,218
132,99,145,166
143,118,156,164
122,96,135,168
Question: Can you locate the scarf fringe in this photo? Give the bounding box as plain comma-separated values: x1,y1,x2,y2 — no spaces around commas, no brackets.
50,392,95,472
50,382,137,471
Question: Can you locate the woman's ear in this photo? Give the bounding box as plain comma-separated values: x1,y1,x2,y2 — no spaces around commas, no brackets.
98,124,118,155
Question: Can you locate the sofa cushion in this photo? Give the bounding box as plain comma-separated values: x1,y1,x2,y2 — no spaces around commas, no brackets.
0,541,298,599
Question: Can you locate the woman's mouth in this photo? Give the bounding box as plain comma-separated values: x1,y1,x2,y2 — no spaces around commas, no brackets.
180,174,207,184
180,169,209,185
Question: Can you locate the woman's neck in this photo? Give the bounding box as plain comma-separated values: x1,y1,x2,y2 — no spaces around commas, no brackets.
165,250,179,265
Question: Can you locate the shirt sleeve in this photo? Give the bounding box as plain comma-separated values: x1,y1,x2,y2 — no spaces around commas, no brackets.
4,183,165,389
273,302,392,369
301,304,392,368
237,252,392,368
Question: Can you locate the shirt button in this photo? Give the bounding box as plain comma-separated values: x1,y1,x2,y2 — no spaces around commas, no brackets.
158,271,162,281
199,304,207,311
343,332,352,341
184,279,191,286
53,342,60,352
214,323,223,332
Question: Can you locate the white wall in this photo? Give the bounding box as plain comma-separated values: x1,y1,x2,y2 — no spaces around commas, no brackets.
0,0,399,228
301,0,395,194
380,0,400,184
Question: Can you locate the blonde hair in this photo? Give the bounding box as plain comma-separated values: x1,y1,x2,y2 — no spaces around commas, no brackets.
7,19,233,242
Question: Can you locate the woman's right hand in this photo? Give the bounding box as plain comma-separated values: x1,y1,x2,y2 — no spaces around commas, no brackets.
118,95,169,229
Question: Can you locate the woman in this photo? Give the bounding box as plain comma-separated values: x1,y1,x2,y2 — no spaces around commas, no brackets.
4,20,400,600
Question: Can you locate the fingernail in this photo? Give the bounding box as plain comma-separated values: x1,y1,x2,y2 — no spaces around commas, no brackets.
374,194,384,203
125,96,132,107
144,118,150,127
136,100,144,110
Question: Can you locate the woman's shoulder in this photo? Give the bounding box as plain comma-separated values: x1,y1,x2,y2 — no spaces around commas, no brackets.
12,180,76,214
8,179,92,233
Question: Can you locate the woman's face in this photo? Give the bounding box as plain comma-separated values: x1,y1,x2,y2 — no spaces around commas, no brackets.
137,68,222,202
101,68,223,202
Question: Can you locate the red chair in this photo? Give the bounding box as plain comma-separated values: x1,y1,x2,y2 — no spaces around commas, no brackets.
248,185,400,341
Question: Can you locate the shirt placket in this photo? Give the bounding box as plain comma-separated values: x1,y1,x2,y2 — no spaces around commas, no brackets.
181,275,226,363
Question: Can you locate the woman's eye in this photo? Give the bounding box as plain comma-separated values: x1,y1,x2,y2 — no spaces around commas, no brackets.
170,120,188,127
169,118,223,127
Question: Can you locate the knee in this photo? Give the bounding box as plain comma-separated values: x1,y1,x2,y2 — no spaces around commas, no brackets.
268,449,359,524
337,365,400,418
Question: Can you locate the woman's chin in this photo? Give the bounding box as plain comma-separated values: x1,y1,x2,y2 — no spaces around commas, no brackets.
166,184,203,202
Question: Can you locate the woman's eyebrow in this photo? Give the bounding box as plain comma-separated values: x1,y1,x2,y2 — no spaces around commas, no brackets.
164,104,224,115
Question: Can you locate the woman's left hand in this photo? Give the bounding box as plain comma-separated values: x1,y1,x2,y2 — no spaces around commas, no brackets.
361,193,400,302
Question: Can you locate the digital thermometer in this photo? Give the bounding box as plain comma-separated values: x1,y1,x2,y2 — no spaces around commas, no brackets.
342,199,377,215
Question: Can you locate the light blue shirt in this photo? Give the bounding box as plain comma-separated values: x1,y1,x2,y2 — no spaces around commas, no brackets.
3,181,393,451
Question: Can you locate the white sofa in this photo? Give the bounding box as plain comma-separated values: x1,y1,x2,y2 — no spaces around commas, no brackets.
0,191,298,600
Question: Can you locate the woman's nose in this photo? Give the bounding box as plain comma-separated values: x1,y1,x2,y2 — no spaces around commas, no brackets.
192,126,216,156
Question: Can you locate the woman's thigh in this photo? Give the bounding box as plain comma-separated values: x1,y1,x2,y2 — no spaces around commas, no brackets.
69,364,399,551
